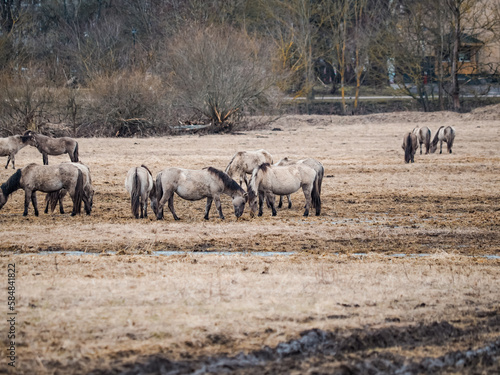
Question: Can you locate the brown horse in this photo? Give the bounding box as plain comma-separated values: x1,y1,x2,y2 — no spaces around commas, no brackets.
402,132,418,163
430,126,456,154
225,149,273,187
412,126,431,154
156,167,247,221
44,162,94,215
0,135,30,169
125,165,157,219
23,130,79,165
0,163,84,216
247,163,320,217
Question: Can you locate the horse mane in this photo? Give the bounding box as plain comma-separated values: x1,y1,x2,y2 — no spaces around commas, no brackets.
431,126,444,146
258,163,271,172
1,169,22,197
225,152,241,173
205,167,244,193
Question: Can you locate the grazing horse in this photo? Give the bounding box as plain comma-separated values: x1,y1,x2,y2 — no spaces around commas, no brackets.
225,149,273,187
45,162,94,215
412,126,431,154
402,132,418,163
430,126,456,154
0,135,30,169
275,157,324,209
23,130,79,165
0,163,84,216
156,167,247,221
125,165,157,219
247,163,321,217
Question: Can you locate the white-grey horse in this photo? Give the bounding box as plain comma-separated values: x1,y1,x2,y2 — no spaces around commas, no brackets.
412,126,431,154
0,135,30,169
23,130,79,165
125,165,157,219
156,167,247,221
45,162,94,215
275,157,324,209
0,163,84,216
225,149,273,187
430,126,456,154
247,163,321,217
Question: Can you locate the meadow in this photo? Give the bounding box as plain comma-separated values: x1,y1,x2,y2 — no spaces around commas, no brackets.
0,107,499,373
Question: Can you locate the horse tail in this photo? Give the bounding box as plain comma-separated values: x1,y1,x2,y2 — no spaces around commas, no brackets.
156,173,164,204
131,167,141,218
72,142,79,162
246,167,260,204
317,163,324,197
312,172,321,216
45,191,60,213
73,169,84,215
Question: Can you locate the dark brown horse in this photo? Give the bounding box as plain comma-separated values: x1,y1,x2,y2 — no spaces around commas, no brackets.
402,132,418,163
23,130,79,165
430,126,456,154
0,163,84,216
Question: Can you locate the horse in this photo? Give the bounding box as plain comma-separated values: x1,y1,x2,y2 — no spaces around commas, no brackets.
0,135,30,169
124,165,157,219
44,162,94,215
225,149,273,187
412,126,431,154
402,132,418,163
0,163,84,216
247,163,321,217
22,130,79,165
156,167,247,221
430,126,456,154
275,157,324,209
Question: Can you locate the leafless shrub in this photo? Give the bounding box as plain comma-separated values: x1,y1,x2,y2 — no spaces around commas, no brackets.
83,70,170,137
0,65,55,136
166,26,280,133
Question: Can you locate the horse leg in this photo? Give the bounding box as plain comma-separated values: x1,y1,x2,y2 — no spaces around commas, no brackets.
59,194,65,214
419,142,423,155
214,195,225,220
167,195,180,221
287,195,292,209
204,197,213,220
266,192,277,216
258,191,265,216
31,191,39,217
302,185,312,217
439,141,443,154
42,152,49,165
278,195,283,208
23,190,31,216
143,195,148,218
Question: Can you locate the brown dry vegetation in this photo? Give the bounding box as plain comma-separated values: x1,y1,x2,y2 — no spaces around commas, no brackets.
1,107,499,374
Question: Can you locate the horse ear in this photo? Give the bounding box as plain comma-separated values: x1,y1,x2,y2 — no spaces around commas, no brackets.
243,192,248,202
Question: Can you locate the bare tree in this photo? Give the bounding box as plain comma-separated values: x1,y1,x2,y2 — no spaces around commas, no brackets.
166,26,277,132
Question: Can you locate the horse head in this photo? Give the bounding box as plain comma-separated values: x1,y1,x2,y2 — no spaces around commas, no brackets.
22,130,38,147
232,193,247,218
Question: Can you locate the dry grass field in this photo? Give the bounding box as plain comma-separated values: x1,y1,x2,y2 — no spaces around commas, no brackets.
1,107,499,374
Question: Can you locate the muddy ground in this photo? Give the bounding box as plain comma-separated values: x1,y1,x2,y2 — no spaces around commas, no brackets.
0,107,499,374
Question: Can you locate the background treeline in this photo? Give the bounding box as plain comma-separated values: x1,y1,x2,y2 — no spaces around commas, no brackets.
0,0,499,136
